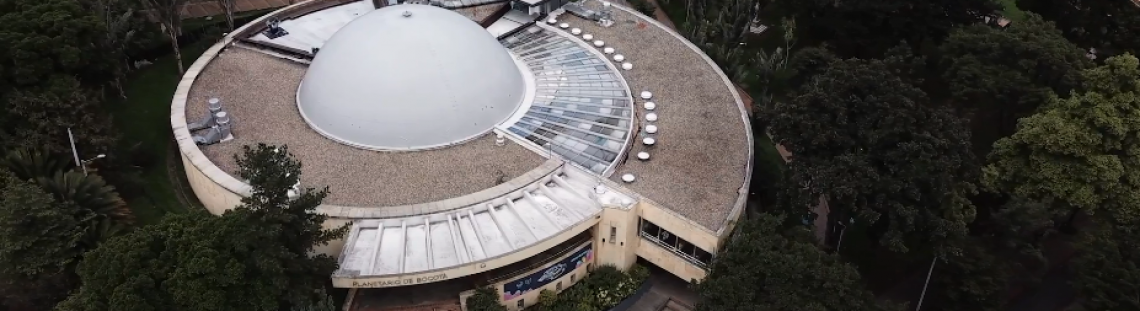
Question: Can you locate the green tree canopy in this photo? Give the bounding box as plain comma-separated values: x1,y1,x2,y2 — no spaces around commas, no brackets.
1071,222,1140,310
0,77,117,155
0,0,117,91
786,0,999,58
466,287,508,311
0,169,90,311
769,57,977,253
695,213,898,311
939,14,1091,154
1018,0,1140,57
983,54,1140,224
57,144,349,311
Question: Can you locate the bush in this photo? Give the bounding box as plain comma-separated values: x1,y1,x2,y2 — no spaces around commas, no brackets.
466,287,507,311
627,0,657,16
530,265,649,311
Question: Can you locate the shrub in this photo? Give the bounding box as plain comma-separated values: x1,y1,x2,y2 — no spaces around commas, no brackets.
627,0,657,16
530,265,649,311
466,287,507,311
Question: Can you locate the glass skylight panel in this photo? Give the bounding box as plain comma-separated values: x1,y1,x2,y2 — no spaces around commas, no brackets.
500,26,635,176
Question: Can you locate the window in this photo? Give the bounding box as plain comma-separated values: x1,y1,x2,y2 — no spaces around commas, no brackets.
639,218,714,268
518,299,525,308
609,226,617,243
571,274,576,282
556,281,563,291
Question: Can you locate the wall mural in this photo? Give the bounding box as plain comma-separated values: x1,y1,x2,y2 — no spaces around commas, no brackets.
502,242,594,300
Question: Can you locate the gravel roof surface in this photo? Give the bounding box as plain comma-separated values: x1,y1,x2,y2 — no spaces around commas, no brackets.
565,5,750,231
186,48,546,206
454,3,506,22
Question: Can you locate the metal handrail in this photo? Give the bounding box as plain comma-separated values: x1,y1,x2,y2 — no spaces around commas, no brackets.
639,232,709,269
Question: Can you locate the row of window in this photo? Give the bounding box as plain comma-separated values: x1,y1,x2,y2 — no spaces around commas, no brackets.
638,218,714,267
513,264,589,308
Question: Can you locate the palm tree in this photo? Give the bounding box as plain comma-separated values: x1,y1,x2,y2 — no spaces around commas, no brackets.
0,149,71,183
35,171,134,225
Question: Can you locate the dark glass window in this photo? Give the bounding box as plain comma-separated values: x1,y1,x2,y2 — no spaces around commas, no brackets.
638,218,713,268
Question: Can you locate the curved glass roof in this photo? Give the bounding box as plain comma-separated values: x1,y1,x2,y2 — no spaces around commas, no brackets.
500,26,634,175
297,4,526,151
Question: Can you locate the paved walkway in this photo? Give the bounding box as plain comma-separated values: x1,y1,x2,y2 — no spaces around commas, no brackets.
620,270,697,311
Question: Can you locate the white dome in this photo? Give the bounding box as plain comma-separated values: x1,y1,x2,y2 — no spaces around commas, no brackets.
297,4,526,151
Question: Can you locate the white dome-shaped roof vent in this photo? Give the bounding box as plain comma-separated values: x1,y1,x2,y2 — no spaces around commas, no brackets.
297,4,525,151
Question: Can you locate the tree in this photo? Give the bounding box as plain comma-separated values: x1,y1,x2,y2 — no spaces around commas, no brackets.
89,0,140,98
786,0,1000,58
982,54,1140,225
0,0,117,91
57,144,348,311
229,144,350,307
923,239,1012,311
215,0,236,31
0,148,134,228
465,287,507,311
0,77,117,156
0,169,91,311
695,213,898,311
139,0,189,74
1071,223,1140,310
939,14,1091,155
768,57,977,253
291,292,336,311
1019,0,1140,57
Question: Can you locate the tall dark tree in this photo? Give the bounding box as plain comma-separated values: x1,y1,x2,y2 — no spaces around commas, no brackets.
0,78,117,156
695,213,899,311
1019,0,1140,57
923,239,1013,311
57,144,349,311
139,0,189,74
939,14,1091,155
786,0,1000,58
1071,223,1140,310
768,57,978,253
0,0,117,91
0,169,90,311
983,54,1140,225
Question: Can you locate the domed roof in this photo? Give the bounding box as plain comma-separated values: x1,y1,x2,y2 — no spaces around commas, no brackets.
297,4,526,151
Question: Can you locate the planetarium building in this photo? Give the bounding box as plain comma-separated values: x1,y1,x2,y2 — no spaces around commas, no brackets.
170,0,752,309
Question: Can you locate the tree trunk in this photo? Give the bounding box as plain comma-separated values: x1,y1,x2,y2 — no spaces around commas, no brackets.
168,28,185,75
223,0,235,31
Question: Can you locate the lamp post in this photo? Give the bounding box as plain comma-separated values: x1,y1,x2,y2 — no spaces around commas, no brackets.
915,256,939,311
68,128,106,176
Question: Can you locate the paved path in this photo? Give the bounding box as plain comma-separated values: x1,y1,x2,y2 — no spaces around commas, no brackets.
620,270,697,311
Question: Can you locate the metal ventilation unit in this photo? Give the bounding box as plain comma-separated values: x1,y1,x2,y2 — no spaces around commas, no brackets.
264,17,289,39
188,98,224,131
191,98,234,146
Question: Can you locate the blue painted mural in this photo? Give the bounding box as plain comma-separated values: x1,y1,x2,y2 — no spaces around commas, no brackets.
502,242,594,300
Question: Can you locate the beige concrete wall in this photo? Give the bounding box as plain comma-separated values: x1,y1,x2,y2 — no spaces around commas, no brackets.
636,240,707,282
181,153,245,215
592,206,640,271
332,217,600,288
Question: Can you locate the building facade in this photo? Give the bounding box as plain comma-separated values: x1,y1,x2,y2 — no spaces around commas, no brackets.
170,0,752,309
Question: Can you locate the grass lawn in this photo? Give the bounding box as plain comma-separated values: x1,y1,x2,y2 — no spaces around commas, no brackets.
107,40,214,225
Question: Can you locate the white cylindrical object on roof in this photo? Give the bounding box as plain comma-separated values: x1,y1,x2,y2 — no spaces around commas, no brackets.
583,34,593,40
571,28,582,35
593,40,605,47
644,102,656,110
613,54,625,62
646,112,658,122
559,23,569,29
637,152,650,160
643,137,656,145
547,18,557,24
621,173,636,183
622,62,633,70
640,91,652,99
603,47,615,54
645,124,657,133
